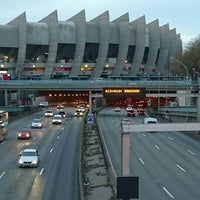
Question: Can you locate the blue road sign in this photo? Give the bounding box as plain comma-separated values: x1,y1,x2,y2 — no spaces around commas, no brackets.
87,114,94,123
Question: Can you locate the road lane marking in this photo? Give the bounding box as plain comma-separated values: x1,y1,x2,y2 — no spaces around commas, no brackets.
40,168,44,175
1,141,6,145
168,136,174,141
163,187,175,199
187,149,195,155
57,135,60,139
0,171,6,180
33,137,36,141
139,158,144,165
50,148,53,153
176,163,186,172
155,145,160,150
142,133,146,136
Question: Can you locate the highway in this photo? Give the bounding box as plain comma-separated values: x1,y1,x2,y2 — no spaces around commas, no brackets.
0,108,82,200
98,108,200,200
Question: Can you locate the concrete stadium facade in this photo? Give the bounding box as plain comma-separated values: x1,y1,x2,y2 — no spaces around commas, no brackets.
0,10,182,80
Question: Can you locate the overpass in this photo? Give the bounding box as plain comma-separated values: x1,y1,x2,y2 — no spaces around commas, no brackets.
0,79,198,91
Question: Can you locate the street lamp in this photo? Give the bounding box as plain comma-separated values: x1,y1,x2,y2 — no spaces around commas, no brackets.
170,58,189,122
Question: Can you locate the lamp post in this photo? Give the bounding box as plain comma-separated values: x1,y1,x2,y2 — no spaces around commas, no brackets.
170,58,189,122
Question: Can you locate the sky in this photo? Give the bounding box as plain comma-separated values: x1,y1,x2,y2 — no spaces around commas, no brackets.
1,0,199,47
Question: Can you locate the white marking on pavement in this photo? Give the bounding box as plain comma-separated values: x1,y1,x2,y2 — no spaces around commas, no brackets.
40,168,44,175
33,137,36,141
187,149,195,155
57,135,60,139
142,133,146,136
139,158,144,165
176,163,186,172
155,145,160,150
168,136,174,141
163,187,175,199
50,148,53,153
0,171,6,180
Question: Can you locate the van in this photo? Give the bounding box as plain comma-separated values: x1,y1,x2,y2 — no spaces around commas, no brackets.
144,117,158,124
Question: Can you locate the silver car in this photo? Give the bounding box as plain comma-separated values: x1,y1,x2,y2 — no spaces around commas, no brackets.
18,149,40,167
31,118,43,128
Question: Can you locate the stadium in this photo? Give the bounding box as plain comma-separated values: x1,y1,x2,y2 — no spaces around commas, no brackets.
0,10,182,80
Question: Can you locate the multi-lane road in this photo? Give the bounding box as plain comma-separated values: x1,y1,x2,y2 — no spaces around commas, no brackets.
98,108,200,200
0,108,83,200
1,107,200,200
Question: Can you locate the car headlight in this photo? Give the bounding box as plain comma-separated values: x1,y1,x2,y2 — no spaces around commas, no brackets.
32,159,38,164
18,159,23,164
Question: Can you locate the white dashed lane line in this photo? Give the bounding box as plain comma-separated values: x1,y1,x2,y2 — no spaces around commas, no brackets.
187,149,196,156
39,168,44,175
176,163,186,172
139,157,144,165
50,148,53,153
0,171,6,180
154,145,160,150
168,136,174,141
163,187,175,199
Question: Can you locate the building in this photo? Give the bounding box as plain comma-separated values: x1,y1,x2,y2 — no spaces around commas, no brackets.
0,10,182,80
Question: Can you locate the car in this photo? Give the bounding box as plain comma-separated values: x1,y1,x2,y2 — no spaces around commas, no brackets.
17,127,32,139
52,114,62,124
77,106,86,112
31,118,44,128
127,110,136,117
115,107,121,112
18,148,40,167
121,118,131,126
39,101,48,107
58,111,67,118
137,108,145,116
74,109,84,117
44,110,54,117
126,105,133,111
57,104,64,110
144,117,158,124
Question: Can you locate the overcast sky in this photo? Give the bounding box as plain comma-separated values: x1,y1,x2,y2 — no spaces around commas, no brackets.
1,0,199,47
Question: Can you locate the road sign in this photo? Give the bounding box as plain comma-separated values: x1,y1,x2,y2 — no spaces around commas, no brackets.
87,114,94,124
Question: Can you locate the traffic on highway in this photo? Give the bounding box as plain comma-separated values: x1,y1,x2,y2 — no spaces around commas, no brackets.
98,107,200,200
0,102,200,199
0,106,84,200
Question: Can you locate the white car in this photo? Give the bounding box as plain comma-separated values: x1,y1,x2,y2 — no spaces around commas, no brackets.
115,107,121,112
74,110,83,117
121,118,131,126
18,149,40,167
31,118,43,128
39,101,48,107
44,110,54,117
52,115,62,124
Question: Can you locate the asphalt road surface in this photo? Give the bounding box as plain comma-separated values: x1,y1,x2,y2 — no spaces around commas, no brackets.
0,107,82,200
98,107,200,200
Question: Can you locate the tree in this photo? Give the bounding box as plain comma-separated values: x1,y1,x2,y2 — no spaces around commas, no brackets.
171,35,200,77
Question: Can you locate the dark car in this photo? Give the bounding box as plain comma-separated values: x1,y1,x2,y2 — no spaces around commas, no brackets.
127,110,136,117
17,127,32,139
58,111,67,118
